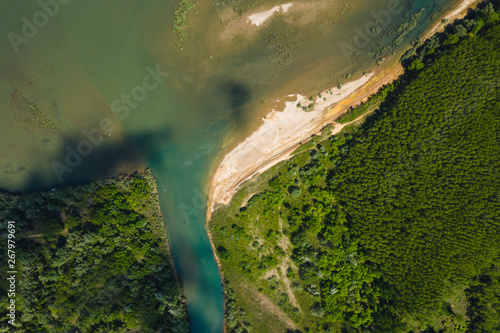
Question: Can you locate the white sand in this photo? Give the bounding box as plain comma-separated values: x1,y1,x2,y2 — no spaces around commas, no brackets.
209,74,373,213
247,3,293,27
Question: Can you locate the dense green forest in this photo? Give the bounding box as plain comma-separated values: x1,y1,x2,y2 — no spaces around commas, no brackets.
210,2,500,332
0,170,190,333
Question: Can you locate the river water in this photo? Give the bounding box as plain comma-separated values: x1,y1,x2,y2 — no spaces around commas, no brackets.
0,0,457,331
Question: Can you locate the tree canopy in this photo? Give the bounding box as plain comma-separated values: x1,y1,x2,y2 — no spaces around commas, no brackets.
0,170,190,333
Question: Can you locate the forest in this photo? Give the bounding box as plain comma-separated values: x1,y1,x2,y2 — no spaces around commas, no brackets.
210,2,500,332
0,170,190,333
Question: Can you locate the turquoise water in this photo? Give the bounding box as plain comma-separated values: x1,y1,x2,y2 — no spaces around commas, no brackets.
151,141,224,333
0,0,458,332
0,1,226,331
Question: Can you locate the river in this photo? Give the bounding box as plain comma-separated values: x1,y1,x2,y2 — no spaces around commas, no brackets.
0,0,457,332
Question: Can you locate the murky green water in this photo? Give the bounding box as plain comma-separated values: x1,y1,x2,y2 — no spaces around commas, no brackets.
0,0,457,331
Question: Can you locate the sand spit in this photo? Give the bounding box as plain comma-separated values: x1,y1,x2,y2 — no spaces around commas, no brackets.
208,74,373,214
247,3,293,26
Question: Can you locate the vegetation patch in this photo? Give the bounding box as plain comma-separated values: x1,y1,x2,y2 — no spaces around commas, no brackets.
0,170,190,333
173,0,195,50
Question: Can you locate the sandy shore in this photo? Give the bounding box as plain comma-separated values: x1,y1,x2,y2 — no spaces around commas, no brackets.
206,0,479,220
206,68,396,220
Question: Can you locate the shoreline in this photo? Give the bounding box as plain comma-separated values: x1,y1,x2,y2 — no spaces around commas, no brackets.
205,63,400,221
203,0,479,331
205,216,228,333
146,169,183,289
205,0,479,222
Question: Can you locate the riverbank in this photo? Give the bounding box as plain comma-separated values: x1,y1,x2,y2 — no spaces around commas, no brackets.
206,0,479,222
146,169,184,290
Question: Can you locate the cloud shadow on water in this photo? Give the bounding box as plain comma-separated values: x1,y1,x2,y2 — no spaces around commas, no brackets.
1,127,172,194
222,80,252,128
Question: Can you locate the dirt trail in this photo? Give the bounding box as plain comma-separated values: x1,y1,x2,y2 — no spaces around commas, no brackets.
253,287,299,330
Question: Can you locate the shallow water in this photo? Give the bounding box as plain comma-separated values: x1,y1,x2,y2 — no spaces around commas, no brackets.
0,0,457,332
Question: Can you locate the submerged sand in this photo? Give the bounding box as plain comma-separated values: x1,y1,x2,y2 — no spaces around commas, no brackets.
247,3,294,26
